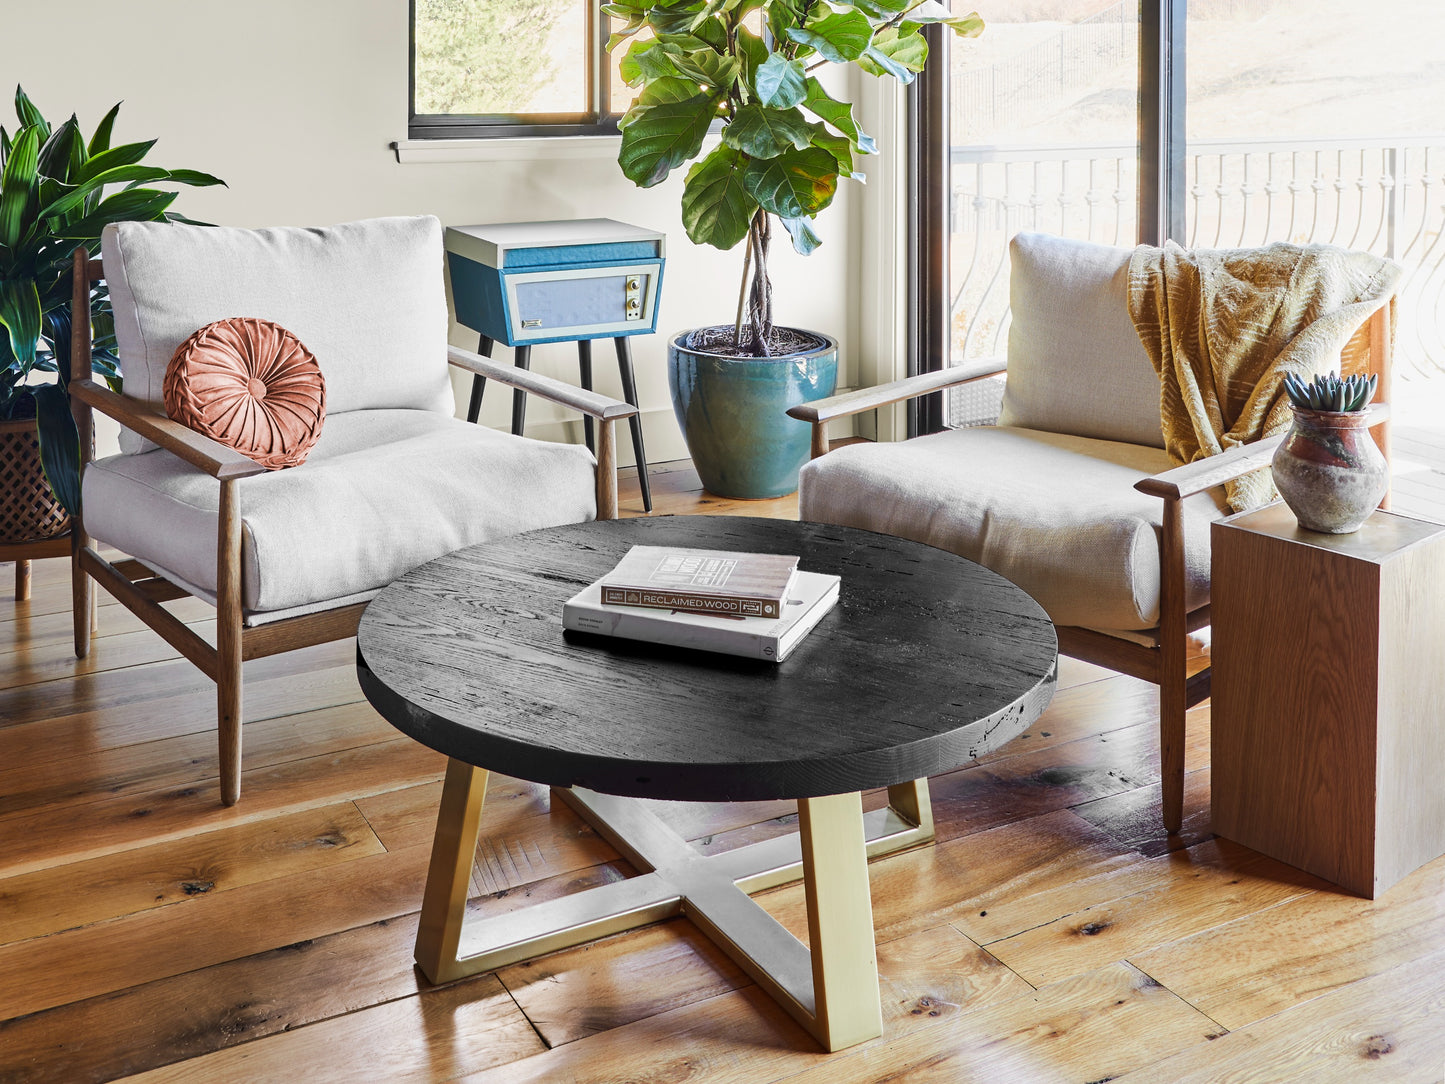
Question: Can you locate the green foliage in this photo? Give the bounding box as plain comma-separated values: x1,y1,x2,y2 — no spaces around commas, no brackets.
413,0,563,115
0,87,224,516
608,0,982,354
1283,371,1379,413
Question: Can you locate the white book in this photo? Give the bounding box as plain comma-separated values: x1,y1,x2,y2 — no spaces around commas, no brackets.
563,570,841,662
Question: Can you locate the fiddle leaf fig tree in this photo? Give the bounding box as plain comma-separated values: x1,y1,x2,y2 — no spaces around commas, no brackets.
606,0,982,356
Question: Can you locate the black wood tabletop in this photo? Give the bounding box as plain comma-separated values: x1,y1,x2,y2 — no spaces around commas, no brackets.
356,517,1058,802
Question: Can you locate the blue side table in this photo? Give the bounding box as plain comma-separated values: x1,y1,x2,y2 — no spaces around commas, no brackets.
445,219,666,512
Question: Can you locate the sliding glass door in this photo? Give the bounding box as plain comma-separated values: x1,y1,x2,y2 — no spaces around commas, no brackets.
922,0,1445,433
931,1,1143,427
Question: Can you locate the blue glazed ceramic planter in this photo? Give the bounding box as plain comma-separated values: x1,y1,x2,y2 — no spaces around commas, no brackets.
668,328,839,499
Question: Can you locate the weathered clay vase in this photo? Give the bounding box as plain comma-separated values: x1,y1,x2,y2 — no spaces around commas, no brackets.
1271,406,1388,533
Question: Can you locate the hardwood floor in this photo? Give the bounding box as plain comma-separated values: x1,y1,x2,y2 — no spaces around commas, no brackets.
3,460,1445,1083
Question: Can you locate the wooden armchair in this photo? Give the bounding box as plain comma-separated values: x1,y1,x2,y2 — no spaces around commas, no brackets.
791,233,1394,833
67,216,635,806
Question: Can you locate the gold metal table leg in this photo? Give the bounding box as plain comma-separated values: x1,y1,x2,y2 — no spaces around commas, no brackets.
413,761,933,1051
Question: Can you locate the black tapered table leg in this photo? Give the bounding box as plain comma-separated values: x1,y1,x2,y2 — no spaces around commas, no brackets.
510,345,532,437
465,334,494,424
614,337,652,513
578,340,595,453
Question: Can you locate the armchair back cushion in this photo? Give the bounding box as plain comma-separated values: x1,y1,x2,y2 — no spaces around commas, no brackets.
102,215,452,454
998,232,1165,449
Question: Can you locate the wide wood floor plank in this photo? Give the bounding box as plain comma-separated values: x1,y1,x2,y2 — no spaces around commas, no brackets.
0,737,444,880
114,975,543,1083
0,914,431,1083
0,700,395,823
1114,944,1445,1083
1130,855,1445,1031
0,802,384,945
985,839,1330,987
0,842,434,1022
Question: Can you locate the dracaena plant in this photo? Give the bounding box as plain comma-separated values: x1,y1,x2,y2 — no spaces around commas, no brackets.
607,0,981,356
0,86,224,515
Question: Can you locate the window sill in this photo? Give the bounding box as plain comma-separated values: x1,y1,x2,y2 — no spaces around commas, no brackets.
391,136,622,164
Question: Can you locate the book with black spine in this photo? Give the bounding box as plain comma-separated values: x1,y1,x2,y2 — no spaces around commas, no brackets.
564,570,840,662
598,545,800,619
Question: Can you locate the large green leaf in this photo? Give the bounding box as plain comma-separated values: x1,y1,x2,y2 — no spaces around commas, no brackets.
722,105,814,159
754,54,807,109
77,140,158,183
811,130,863,178
87,101,121,157
669,47,739,91
0,124,39,248
946,12,985,37
13,87,50,140
743,146,838,218
681,144,755,251
621,37,682,84
0,276,41,366
847,0,910,17
858,26,928,81
786,10,873,63
620,77,705,128
780,215,821,256
37,116,82,182
33,381,81,516
34,165,175,220
857,42,915,83
617,93,720,187
734,26,769,103
51,187,178,240
802,77,877,154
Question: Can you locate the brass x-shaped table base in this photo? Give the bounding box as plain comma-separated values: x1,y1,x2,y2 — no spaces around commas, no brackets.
413,758,935,1052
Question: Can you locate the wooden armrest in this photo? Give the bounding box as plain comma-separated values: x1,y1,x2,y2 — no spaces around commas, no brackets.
1135,402,1392,501
787,359,1007,425
448,346,637,421
71,381,267,480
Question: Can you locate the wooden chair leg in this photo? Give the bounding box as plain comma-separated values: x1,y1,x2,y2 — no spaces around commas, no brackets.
1159,497,1188,834
16,558,31,602
217,479,244,806
71,538,92,660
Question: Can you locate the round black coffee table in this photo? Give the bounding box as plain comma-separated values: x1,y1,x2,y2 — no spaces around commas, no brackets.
357,517,1056,1052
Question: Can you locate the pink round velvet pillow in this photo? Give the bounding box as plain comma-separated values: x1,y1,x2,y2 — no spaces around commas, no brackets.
163,318,326,470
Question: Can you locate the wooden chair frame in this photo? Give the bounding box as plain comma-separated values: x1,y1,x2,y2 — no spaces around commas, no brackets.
66,248,637,806
789,302,1393,833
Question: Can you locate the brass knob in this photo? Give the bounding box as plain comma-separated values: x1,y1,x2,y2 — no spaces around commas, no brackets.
626,278,641,291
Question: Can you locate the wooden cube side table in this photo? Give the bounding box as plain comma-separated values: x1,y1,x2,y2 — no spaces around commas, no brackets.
1212,503,1445,897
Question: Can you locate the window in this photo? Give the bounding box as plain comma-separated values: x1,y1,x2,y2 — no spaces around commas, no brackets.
409,0,635,138
914,0,1445,435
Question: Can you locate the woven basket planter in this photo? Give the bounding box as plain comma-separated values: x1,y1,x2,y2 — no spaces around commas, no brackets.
0,416,70,544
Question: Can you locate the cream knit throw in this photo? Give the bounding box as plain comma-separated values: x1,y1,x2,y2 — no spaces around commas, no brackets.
1128,240,1401,512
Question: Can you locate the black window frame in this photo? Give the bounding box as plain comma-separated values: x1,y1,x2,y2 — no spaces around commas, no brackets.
408,0,623,140
909,0,1188,436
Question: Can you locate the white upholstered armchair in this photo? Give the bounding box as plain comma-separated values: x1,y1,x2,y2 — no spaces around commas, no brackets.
793,232,1394,833
66,216,635,805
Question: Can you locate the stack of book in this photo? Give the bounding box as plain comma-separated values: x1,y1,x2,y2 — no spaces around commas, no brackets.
563,545,840,662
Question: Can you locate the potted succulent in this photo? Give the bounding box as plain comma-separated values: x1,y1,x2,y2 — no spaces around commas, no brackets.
607,0,981,498
0,87,222,542
1271,372,1386,534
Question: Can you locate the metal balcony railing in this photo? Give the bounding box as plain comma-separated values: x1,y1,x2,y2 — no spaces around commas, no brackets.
948,137,1445,383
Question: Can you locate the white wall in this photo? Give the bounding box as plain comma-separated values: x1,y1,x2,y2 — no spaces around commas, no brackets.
11,0,893,465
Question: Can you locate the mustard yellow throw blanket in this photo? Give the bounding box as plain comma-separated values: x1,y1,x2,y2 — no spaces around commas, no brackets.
1128,241,1401,511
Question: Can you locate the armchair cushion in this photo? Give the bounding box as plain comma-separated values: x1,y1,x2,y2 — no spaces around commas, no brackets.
998,232,1165,449
81,409,596,618
102,216,453,454
798,425,1228,632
